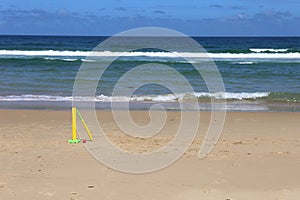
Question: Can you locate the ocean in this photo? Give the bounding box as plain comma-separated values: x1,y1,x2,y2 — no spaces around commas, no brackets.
0,35,299,111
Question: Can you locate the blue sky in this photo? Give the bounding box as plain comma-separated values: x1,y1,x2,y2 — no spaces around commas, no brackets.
0,0,299,36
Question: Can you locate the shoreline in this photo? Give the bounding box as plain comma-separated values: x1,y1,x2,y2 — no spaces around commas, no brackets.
1,110,300,199
0,101,299,112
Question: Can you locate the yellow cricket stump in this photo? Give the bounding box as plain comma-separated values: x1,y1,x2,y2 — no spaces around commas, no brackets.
68,107,93,144
76,109,93,141
68,107,81,144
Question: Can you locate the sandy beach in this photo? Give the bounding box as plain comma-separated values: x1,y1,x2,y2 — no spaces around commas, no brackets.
0,110,299,199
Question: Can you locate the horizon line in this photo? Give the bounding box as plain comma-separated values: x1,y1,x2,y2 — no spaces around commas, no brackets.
0,34,299,37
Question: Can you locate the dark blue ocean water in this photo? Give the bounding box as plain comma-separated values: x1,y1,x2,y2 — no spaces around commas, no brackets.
0,35,299,111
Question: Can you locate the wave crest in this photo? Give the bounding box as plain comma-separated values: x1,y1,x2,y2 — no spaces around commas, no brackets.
0,92,271,102
250,48,288,53
0,50,300,60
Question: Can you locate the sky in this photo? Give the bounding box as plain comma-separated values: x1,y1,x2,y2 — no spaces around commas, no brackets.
0,0,299,36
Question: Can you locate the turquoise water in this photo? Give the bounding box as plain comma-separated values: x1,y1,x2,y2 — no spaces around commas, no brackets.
0,36,299,111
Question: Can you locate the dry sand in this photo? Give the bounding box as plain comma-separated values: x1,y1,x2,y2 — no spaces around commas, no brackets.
0,110,300,199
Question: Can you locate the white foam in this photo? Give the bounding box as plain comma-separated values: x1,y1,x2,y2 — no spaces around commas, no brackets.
0,50,90,57
0,50,300,59
61,58,78,62
193,92,270,100
0,94,73,101
44,57,56,60
234,61,255,65
130,94,179,102
250,48,288,53
0,92,270,102
206,53,300,59
43,57,78,62
81,59,97,62
44,57,78,62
